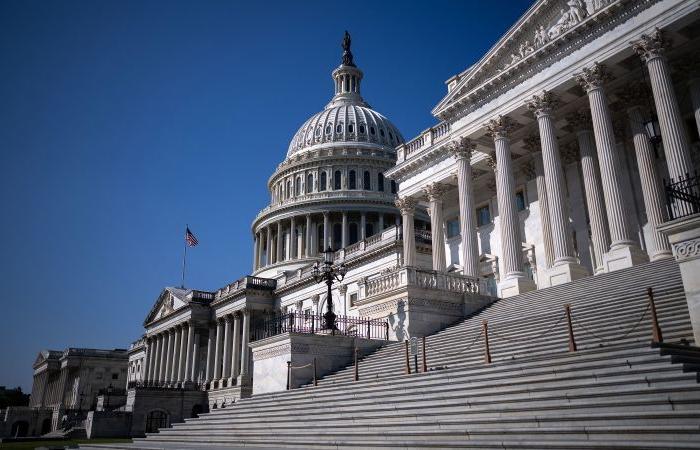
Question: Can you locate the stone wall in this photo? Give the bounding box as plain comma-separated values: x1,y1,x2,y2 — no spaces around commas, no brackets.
125,388,207,437
85,411,132,439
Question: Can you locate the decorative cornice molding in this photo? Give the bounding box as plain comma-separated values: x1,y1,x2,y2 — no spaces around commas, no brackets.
672,238,700,261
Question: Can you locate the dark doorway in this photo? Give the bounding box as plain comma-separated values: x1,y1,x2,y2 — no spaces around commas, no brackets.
41,417,51,434
11,420,29,437
145,410,168,434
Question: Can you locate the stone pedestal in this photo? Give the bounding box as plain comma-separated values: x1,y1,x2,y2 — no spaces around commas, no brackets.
659,214,700,346
602,245,650,273
545,262,590,288
498,276,537,298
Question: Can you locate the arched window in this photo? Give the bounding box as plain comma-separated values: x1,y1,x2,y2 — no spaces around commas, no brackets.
307,173,314,193
320,172,327,191
359,124,366,134
349,170,356,189
336,122,343,133
286,180,291,198
378,173,385,192
380,129,385,137
325,125,331,134
370,126,376,135
334,170,342,190
348,123,354,133
390,180,397,194
349,223,358,244
333,223,342,249
295,176,301,196
363,171,371,190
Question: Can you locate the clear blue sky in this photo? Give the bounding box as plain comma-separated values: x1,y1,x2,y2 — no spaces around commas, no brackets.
0,0,530,391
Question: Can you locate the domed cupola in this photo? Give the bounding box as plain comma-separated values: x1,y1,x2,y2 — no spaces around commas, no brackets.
286,32,404,158
252,32,405,278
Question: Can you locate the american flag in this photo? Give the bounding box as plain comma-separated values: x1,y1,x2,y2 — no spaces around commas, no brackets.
185,227,199,247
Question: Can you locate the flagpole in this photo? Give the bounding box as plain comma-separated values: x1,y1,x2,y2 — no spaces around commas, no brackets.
181,224,188,289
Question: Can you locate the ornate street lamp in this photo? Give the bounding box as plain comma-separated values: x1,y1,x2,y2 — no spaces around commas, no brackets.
643,114,662,149
311,246,347,332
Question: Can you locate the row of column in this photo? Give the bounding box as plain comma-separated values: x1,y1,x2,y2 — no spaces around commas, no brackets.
204,309,250,389
253,212,396,270
144,321,199,387
394,29,692,293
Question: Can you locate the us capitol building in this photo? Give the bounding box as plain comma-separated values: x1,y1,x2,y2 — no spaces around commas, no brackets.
7,0,700,443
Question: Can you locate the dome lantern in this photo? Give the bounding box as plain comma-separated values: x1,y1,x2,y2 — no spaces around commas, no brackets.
327,31,367,109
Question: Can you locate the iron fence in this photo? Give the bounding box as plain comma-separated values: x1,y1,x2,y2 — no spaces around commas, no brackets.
665,172,700,220
252,312,389,342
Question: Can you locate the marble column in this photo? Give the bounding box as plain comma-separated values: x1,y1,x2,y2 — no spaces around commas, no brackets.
360,213,367,240
289,217,296,260
184,321,194,383
485,115,536,297
689,75,700,137
205,325,215,385
396,197,418,267
576,63,648,271
451,138,479,278
231,312,241,381
305,215,312,257
276,221,283,263
524,136,555,270
424,183,448,272
221,316,232,382
238,309,251,385
632,28,693,183
527,91,588,285
341,212,348,248
617,84,673,260
159,332,168,383
142,339,151,385
153,335,162,383
567,111,611,274
378,213,384,231
190,331,200,384
323,212,330,250
213,318,223,385
171,327,181,384
258,232,265,268
266,225,272,266
177,324,187,384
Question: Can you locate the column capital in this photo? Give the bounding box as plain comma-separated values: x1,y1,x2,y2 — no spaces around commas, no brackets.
485,115,515,140
294,300,303,310
323,211,330,218
337,284,347,295
565,110,593,132
395,196,418,215
223,315,233,324
448,136,477,160
526,90,559,117
631,28,670,63
575,62,614,92
423,182,448,202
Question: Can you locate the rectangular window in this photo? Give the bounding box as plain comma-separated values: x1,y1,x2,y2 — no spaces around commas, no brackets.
476,205,491,227
446,219,460,238
515,190,527,211
303,308,311,321
349,293,357,307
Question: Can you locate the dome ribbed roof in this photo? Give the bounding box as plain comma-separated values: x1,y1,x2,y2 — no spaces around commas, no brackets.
286,104,404,157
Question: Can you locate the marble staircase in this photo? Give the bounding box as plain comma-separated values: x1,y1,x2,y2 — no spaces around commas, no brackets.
82,258,700,449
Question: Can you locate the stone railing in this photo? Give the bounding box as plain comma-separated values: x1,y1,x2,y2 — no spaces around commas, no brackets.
188,290,215,302
415,229,432,243
396,121,451,163
216,276,277,300
360,266,482,300
255,190,396,222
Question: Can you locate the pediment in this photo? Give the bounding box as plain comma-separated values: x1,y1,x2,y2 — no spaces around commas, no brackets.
143,287,190,326
433,0,622,119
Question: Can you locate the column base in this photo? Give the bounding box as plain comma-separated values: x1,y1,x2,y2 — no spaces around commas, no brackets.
498,275,537,298
649,248,673,262
603,245,649,272
546,261,589,287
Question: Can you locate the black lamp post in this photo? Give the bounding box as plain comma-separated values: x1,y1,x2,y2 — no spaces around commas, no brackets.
644,114,662,153
311,246,347,332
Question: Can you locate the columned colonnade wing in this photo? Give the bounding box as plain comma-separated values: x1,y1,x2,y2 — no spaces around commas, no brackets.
143,320,202,387
388,21,697,297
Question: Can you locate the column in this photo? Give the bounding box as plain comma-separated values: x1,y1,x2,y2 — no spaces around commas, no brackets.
360,213,367,240
305,214,312,257
276,221,283,263
266,225,272,266
205,325,215,385
524,136,555,270
237,309,251,385
259,232,265,268
221,315,232,382
567,111,611,274
184,321,194,383
451,138,479,277
170,327,181,384
485,115,536,297
142,338,151,385
632,28,693,183
191,330,201,384
424,183,448,272
323,212,330,250
378,213,384,231
152,334,162,384
690,75,700,137
252,233,259,271
527,91,588,285
177,323,188,384
575,63,648,271
159,332,168,383
617,87,672,260
341,212,348,248
231,312,241,381
396,197,418,266
290,217,296,260
213,318,223,386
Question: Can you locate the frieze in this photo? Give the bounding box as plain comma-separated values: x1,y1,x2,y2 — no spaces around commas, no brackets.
672,238,700,261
